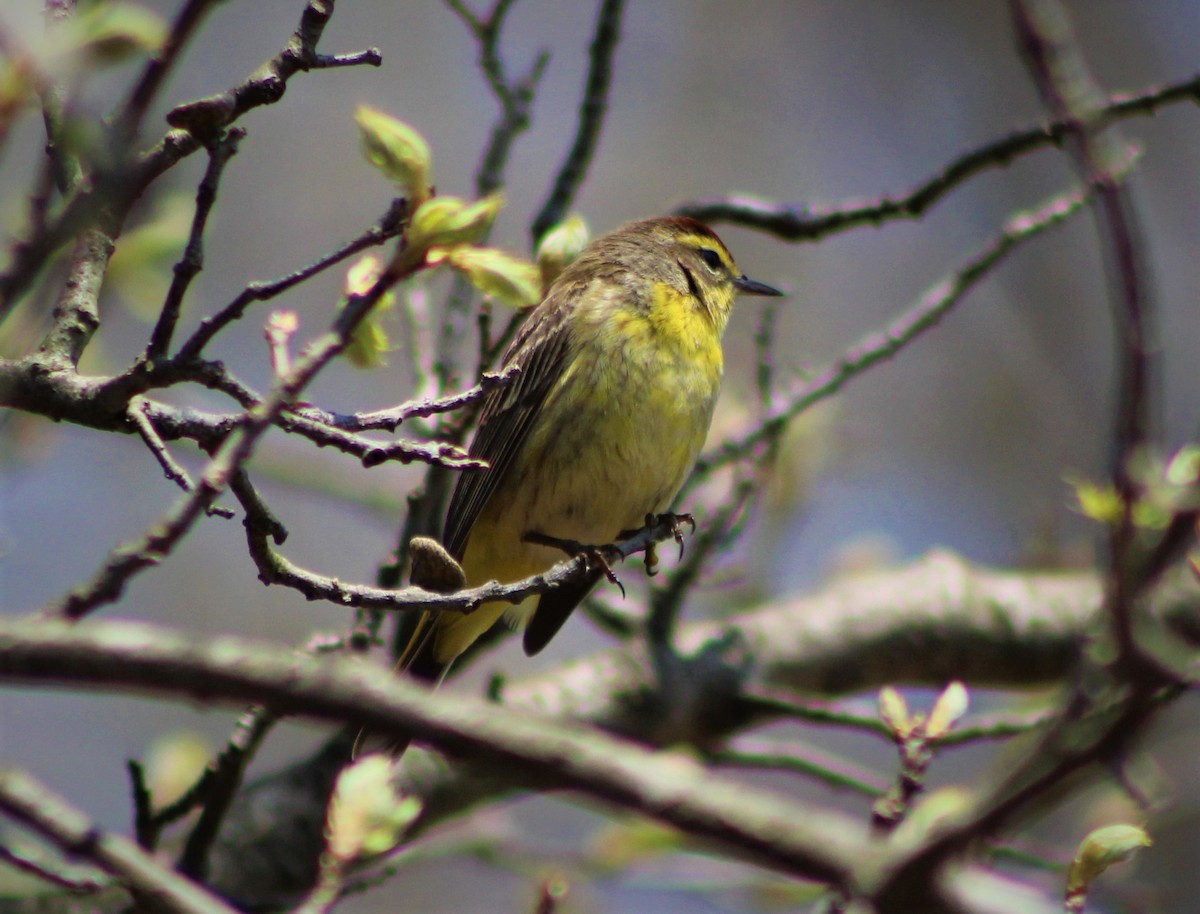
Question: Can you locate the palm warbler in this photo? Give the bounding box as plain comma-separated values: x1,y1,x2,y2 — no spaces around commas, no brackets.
402,215,782,681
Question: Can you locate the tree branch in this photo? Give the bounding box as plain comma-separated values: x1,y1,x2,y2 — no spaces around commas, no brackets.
674,69,1200,241
691,181,1098,481
0,617,864,892
0,770,244,914
530,0,625,243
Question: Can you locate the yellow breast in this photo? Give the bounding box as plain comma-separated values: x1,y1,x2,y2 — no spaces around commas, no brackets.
463,277,724,590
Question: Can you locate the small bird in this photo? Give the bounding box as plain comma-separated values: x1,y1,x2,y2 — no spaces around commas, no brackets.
400,215,782,682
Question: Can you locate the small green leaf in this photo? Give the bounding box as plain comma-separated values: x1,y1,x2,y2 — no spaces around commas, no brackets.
355,106,431,205
408,194,504,253
326,755,421,863
427,245,541,309
536,214,590,290
340,255,395,369
926,681,969,740
893,786,973,845
1066,824,1151,897
1070,476,1123,525
73,2,168,64
1165,445,1200,486
879,686,910,737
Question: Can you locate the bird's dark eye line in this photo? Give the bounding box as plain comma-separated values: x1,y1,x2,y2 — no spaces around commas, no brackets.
698,247,723,271
679,261,701,299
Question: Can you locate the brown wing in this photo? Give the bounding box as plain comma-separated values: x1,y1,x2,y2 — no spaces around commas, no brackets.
443,291,576,559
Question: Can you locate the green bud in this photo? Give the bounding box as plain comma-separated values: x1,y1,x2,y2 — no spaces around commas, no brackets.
408,194,504,253
71,2,168,64
326,755,421,863
878,686,910,738
341,255,395,369
355,106,431,205
1165,445,1200,485
926,681,969,740
536,214,589,290
428,245,541,309
1066,824,1151,897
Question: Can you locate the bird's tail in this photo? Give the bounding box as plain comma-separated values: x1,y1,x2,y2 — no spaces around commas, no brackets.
352,611,449,759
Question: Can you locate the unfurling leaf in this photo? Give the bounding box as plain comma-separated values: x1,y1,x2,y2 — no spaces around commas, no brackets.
341,255,395,369
427,245,541,309
355,106,431,206
926,681,969,740
72,3,168,64
1065,824,1151,907
879,686,910,737
408,194,504,252
326,755,421,863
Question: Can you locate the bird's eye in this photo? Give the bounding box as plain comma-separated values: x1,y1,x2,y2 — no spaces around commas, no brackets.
698,247,723,272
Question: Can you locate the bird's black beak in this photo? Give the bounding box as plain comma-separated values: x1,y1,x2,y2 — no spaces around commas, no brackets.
733,274,784,297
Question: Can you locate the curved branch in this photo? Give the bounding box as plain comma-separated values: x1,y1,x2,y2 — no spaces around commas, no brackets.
0,770,242,914
675,71,1200,241
530,0,625,242
0,617,864,892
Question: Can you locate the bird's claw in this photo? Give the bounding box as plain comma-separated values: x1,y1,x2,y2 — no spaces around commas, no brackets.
640,512,694,560
523,530,626,598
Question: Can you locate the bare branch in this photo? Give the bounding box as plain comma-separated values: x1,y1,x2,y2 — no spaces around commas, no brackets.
0,769,244,914
1012,0,1163,685
0,0,377,320
176,197,407,361
127,395,235,518
40,256,413,620
0,618,864,890
693,182,1097,480
676,70,1200,241
338,364,519,432
147,128,245,360
530,0,625,242
0,840,109,894
116,0,224,140
235,503,692,615
710,738,887,798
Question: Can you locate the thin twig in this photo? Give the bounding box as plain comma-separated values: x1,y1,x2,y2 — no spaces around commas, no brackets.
648,473,757,644
710,739,887,798
116,0,223,140
735,690,892,737
41,251,414,620
675,70,1200,242
0,0,378,320
176,198,407,361
530,0,625,243
127,395,235,518
177,705,279,881
434,0,549,388
0,840,110,893
147,128,245,360
235,495,691,616
335,364,519,431
0,769,245,914
1011,0,1160,682
691,182,1099,482
753,297,781,411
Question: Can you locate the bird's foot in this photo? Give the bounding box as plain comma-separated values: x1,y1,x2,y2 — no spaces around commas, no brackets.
616,512,696,575
522,530,627,598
